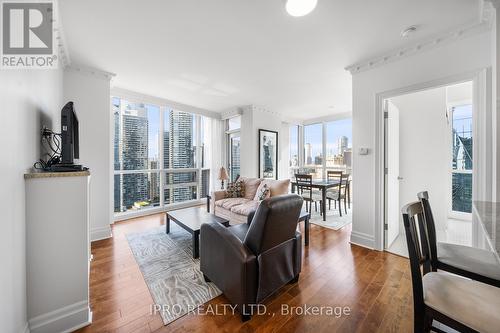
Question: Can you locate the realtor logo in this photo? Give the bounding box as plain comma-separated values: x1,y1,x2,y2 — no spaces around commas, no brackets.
1,1,57,68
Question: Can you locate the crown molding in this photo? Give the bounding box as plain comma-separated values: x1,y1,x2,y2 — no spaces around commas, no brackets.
65,65,116,81
345,1,494,75
53,0,71,68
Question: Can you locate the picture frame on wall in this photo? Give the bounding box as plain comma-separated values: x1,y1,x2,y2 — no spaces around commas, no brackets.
258,129,278,180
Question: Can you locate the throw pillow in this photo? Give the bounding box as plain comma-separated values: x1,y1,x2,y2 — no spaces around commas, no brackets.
226,180,245,198
254,183,270,201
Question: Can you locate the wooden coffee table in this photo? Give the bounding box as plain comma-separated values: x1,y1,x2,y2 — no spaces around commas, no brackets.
166,207,230,259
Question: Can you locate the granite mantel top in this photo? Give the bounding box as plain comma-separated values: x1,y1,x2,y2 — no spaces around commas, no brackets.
24,170,90,179
473,201,500,257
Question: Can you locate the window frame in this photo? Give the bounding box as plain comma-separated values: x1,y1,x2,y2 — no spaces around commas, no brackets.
298,117,352,179
112,96,210,220
447,101,473,219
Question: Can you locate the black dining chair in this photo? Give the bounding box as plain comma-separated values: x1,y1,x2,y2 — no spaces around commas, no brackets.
402,201,500,333
295,174,322,214
417,191,500,287
325,171,347,216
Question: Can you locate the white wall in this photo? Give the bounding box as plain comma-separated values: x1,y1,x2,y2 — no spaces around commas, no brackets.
351,31,492,250
0,69,63,333
239,105,290,179
64,68,112,241
391,87,450,236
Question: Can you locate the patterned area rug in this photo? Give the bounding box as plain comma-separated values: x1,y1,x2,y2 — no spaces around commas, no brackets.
126,225,222,325
309,205,352,230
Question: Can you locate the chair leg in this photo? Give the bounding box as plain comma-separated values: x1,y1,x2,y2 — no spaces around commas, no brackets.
344,197,347,215
328,199,331,210
338,200,342,217
315,201,317,212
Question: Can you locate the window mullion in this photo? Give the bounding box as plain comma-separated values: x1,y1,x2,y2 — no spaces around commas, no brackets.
159,107,165,208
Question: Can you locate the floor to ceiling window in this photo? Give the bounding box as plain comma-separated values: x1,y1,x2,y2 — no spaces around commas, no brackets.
226,116,241,182
113,96,210,215
450,104,473,214
298,118,352,179
304,123,323,178
325,118,352,171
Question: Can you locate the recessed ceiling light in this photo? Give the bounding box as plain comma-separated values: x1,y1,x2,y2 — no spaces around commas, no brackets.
286,0,318,17
401,25,418,38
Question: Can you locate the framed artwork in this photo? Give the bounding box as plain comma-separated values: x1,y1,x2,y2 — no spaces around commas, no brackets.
258,129,278,179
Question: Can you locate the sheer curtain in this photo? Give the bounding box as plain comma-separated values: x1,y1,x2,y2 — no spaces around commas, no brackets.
205,117,225,193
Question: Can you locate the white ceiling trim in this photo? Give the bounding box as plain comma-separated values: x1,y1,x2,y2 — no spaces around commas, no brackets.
65,64,116,81
345,1,494,75
53,0,70,68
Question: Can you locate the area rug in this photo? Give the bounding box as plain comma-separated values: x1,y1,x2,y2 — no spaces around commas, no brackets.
126,224,222,325
309,205,352,230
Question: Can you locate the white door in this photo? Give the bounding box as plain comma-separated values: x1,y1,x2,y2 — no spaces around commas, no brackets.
385,100,400,248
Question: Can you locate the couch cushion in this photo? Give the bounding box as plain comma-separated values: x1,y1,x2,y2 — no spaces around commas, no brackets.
215,198,250,210
231,200,260,216
239,177,262,200
254,183,271,201
225,180,245,198
260,179,290,197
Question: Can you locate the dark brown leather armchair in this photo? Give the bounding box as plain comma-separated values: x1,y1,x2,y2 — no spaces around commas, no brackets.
200,194,303,321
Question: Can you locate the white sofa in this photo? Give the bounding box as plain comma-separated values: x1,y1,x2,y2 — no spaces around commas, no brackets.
211,177,290,225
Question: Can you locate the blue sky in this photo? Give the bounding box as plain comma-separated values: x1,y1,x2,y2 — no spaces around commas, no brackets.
304,119,352,158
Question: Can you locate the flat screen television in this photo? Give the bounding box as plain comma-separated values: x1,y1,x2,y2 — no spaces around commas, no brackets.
61,101,79,164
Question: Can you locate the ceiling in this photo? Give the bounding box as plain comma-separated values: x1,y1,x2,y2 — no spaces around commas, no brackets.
60,0,482,120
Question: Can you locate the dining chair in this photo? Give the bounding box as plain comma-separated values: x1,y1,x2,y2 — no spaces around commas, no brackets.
325,171,347,216
417,191,500,287
295,174,322,214
402,201,500,333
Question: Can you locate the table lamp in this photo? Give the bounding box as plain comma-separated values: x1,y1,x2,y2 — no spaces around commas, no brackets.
218,167,229,189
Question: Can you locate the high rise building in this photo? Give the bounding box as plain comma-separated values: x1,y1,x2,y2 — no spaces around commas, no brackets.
121,106,149,209
164,111,196,203
305,143,312,165
149,159,159,203
337,136,348,156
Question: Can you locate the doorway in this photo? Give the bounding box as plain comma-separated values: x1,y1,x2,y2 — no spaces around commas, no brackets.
384,81,474,256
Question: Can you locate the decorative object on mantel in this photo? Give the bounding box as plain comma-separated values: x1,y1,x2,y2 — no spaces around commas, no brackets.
258,129,278,180
218,166,229,189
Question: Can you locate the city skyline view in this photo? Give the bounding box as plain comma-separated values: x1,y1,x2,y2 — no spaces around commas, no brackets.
113,98,207,213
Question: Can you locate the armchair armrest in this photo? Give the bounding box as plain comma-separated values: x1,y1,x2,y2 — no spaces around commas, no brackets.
210,190,227,212
246,210,256,225
200,223,258,310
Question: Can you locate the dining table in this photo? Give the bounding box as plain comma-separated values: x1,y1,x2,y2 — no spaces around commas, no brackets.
290,178,348,221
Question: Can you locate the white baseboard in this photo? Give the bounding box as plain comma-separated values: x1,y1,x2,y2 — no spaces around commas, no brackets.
350,231,376,250
91,225,112,242
28,301,91,333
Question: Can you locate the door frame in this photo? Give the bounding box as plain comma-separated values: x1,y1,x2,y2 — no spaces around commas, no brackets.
374,68,492,251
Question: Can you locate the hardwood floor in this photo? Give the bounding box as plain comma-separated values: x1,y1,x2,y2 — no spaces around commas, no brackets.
76,213,413,333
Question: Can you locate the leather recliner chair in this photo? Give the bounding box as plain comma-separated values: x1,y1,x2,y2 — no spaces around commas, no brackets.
200,194,303,321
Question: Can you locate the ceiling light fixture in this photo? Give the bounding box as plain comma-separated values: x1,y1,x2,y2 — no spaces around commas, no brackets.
401,25,418,38
286,0,318,17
